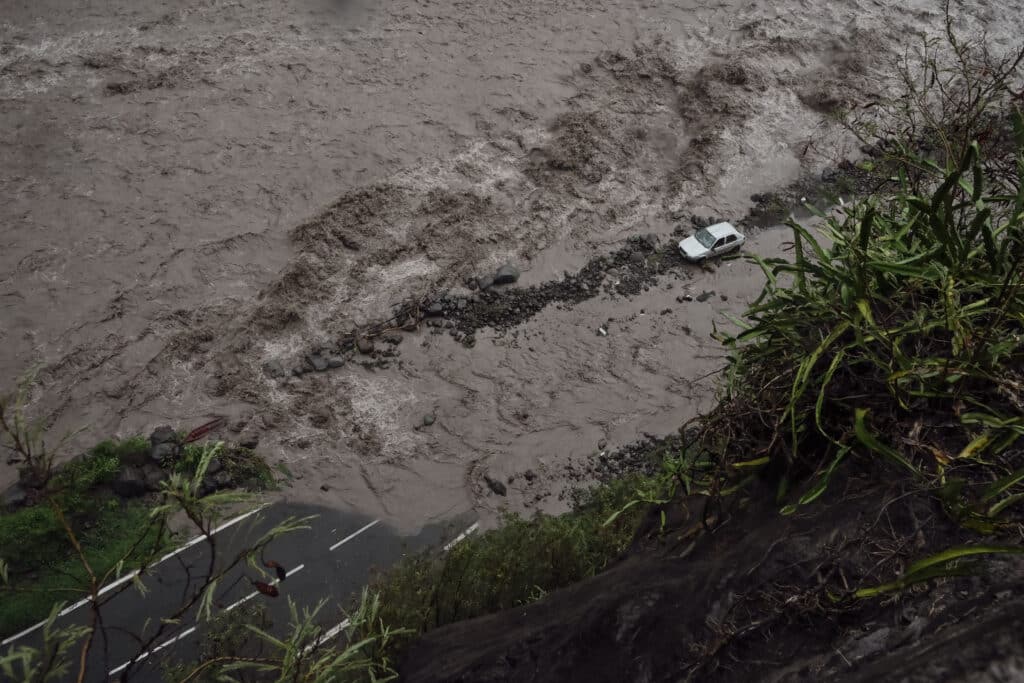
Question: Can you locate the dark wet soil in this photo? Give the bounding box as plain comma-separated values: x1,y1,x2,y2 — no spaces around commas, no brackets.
400,476,1024,682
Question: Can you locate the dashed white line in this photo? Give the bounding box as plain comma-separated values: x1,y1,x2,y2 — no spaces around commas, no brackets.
329,519,379,551
443,521,480,552
1,505,267,648
308,520,480,654
108,562,305,676
108,626,196,676
225,563,305,613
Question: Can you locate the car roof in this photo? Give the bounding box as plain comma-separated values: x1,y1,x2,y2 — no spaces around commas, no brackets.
701,222,739,238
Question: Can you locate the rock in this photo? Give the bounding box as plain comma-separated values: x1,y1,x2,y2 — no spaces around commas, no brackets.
484,474,507,496
494,264,520,286
640,234,659,250
292,365,306,377
720,294,729,302
307,353,329,372
423,414,436,427
213,471,233,489
143,466,165,491
357,338,374,355
239,431,260,449
263,360,287,379
598,439,608,450
150,426,178,446
2,484,28,510
340,235,361,251
696,291,714,302
384,333,404,345
477,275,495,291
327,356,345,369
150,442,180,466
206,457,223,475
320,483,330,492
628,251,646,264
524,469,537,482
112,467,148,498
822,167,840,183
424,302,445,317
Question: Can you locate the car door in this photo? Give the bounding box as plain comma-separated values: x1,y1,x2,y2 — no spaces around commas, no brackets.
712,237,727,256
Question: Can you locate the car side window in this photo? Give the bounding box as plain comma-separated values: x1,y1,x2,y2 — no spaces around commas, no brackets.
713,238,726,249
725,235,736,244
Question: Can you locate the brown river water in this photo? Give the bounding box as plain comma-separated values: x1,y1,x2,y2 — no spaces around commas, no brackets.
1,0,1020,530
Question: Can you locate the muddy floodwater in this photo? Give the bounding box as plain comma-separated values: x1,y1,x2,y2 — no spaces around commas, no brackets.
1,0,1019,529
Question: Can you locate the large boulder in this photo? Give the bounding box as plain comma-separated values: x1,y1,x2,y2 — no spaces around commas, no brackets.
149,426,182,466
2,484,28,511
112,467,148,498
493,264,520,286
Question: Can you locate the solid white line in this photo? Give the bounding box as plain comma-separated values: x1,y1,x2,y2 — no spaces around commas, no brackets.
108,626,197,676
1,505,267,648
328,519,379,551
307,520,480,654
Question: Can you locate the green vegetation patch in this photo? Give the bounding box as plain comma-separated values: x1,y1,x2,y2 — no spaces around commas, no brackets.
0,437,168,638
0,502,162,638
363,476,646,647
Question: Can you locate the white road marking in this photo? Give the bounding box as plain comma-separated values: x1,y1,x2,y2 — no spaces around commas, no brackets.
443,521,480,551
328,519,379,551
225,563,305,613
1,505,267,647
308,520,480,654
107,562,305,676
108,626,197,676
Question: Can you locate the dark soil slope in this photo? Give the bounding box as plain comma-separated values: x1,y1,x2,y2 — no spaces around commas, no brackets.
400,480,1024,682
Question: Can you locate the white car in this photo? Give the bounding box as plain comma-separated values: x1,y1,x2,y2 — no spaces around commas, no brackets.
678,222,745,262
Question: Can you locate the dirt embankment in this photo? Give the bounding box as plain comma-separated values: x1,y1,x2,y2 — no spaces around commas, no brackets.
399,478,1024,682
3,0,1021,530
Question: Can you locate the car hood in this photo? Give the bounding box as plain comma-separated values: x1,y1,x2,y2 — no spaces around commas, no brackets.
679,236,708,258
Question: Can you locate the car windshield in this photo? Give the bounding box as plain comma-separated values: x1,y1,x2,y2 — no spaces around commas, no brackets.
694,228,717,248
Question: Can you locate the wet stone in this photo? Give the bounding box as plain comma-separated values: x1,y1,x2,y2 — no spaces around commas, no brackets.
424,302,445,317
423,414,436,427
307,353,329,372
477,275,495,291
696,291,715,302
263,360,287,378
2,485,27,510
356,338,374,354
494,264,520,285
484,474,507,496
327,356,345,369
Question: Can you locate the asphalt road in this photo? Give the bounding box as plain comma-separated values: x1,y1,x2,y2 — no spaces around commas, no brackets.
1,504,477,682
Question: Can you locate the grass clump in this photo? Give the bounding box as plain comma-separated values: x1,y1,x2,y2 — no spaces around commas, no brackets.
0,436,168,638
365,476,645,647
705,119,1024,522
0,503,162,638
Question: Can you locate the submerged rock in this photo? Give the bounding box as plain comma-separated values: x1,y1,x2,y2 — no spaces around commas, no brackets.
494,264,520,286
484,474,507,496
112,467,148,497
357,338,375,355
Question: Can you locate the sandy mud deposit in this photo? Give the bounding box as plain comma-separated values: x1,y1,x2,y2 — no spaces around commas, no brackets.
1,0,1019,529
